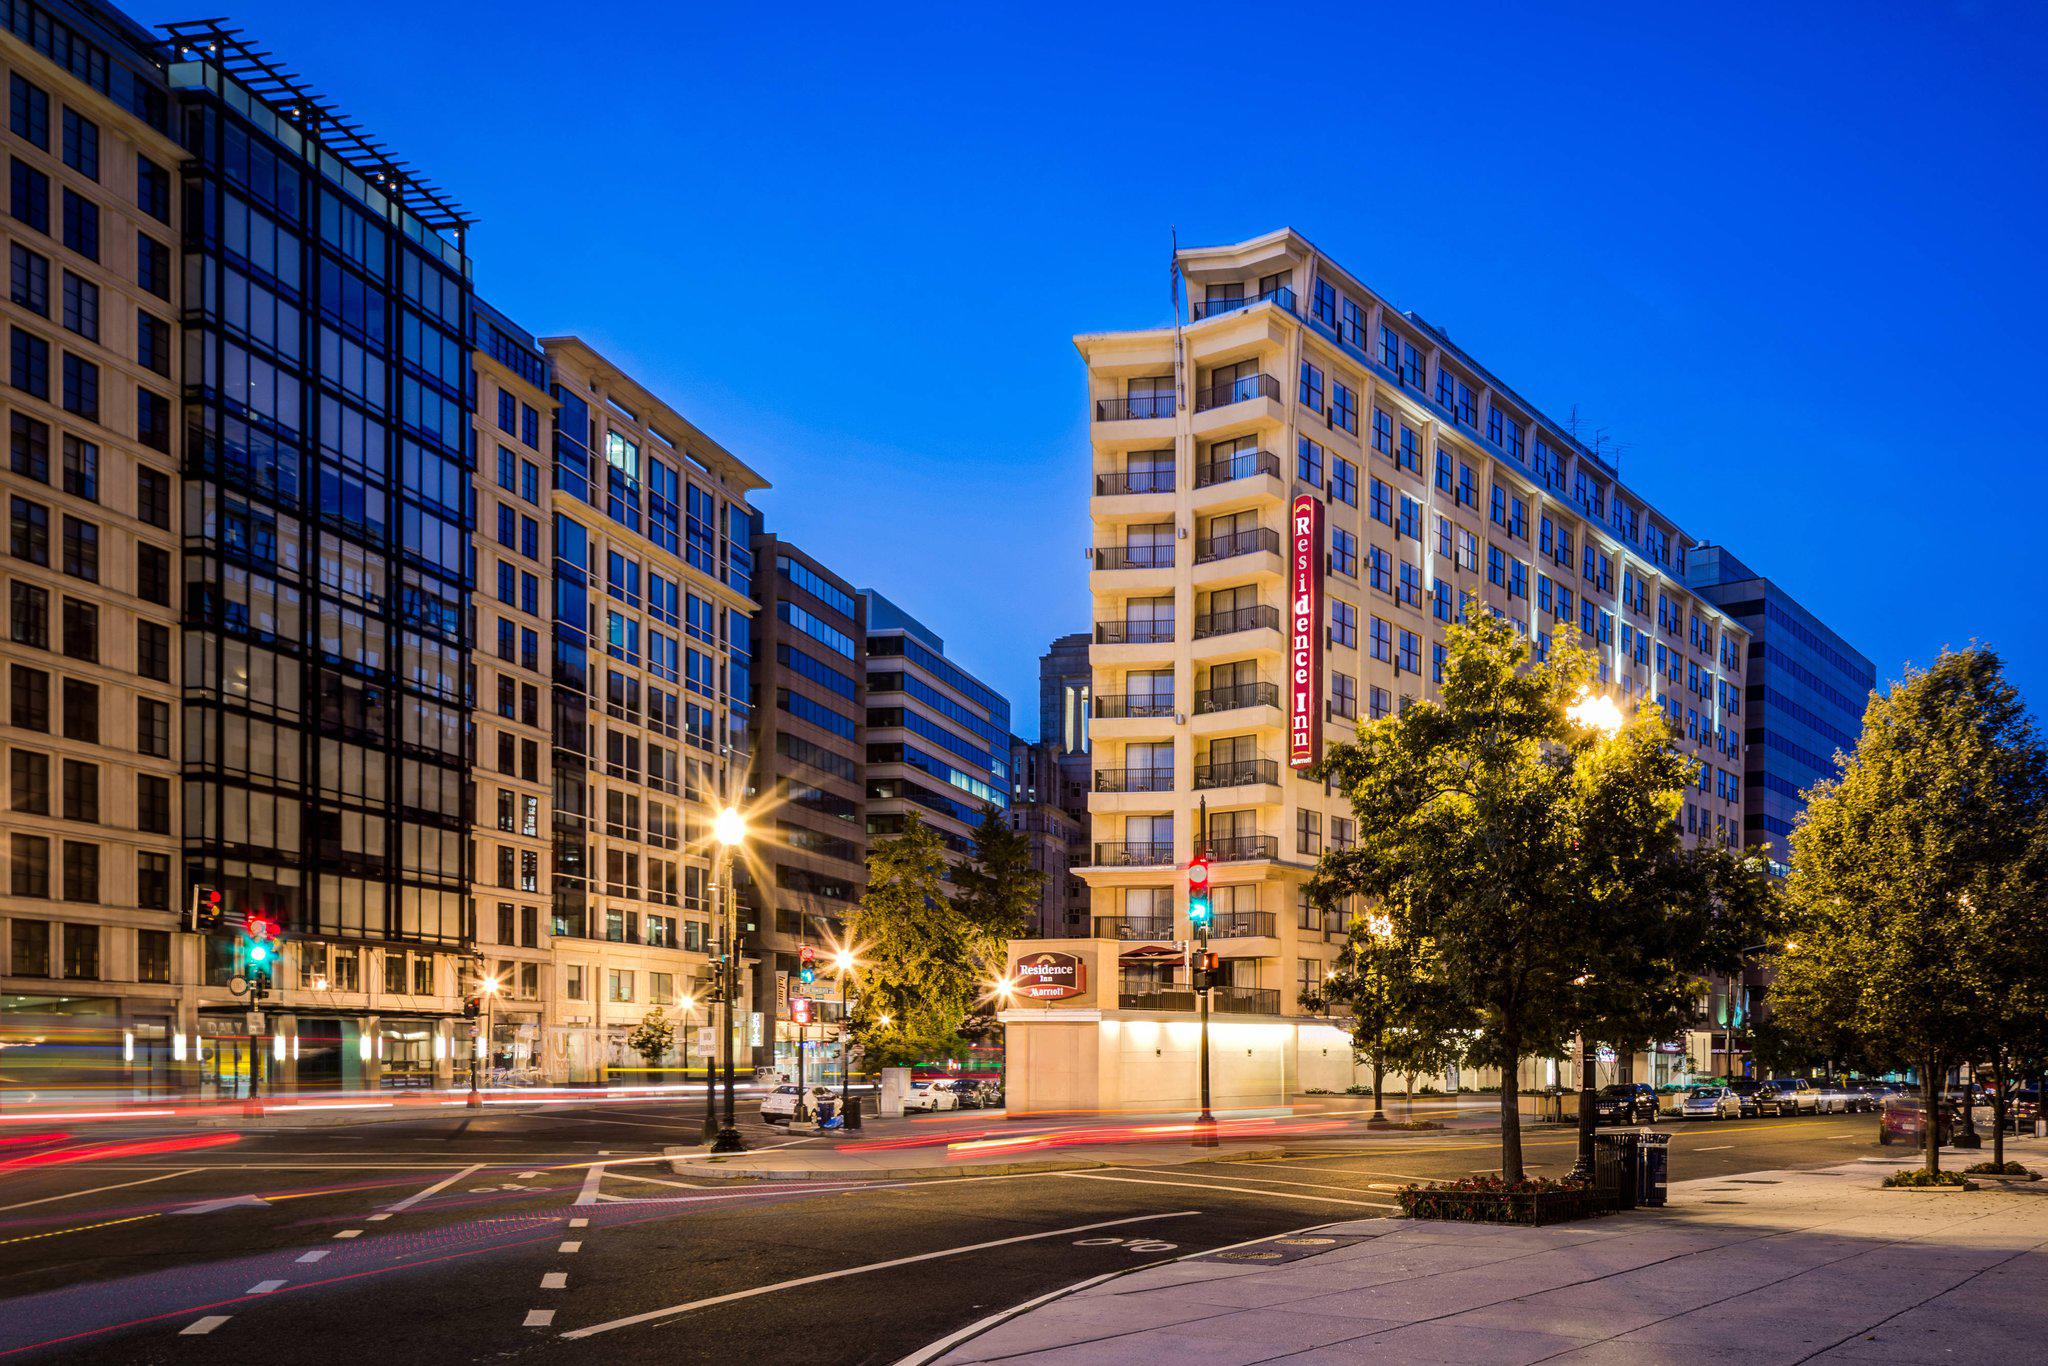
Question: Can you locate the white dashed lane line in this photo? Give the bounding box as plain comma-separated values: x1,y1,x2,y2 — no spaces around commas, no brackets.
523,1310,555,1327
540,1272,568,1290
181,1316,231,1335
333,1229,362,1239
296,1250,330,1264
569,1217,588,1228
247,1280,285,1294
559,1241,582,1253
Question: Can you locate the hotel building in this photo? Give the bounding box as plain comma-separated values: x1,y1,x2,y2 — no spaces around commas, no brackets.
1003,229,1751,1113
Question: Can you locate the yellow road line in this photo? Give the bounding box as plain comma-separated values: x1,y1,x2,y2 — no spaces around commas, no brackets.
0,1212,157,1247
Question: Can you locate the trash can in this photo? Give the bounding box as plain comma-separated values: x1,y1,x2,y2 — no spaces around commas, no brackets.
1636,1130,1670,1207
843,1094,863,1130
1592,1131,1639,1211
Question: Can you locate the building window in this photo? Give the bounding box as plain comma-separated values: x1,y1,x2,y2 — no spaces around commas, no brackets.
608,968,634,1003
137,927,171,982
9,916,49,975
62,921,98,978
61,841,96,903
10,833,50,897
137,852,170,911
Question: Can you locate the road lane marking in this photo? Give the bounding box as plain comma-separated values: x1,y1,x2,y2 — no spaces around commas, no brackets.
568,1218,588,1228
0,1168,199,1213
1697,1145,1733,1151
541,1272,568,1289
180,1316,230,1335
246,1280,285,1294
560,1210,1203,1340
295,1250,329,1264
0,1213,157,1247
559,1241,582,1253
575,1164,606,1205
1211,1163,1434,1192
518,1171,543,1179
334,1229,362,1238
523,1310,555,1327
1052,1171,1397,1209
367,1213,391,1221
384,1163,485,1212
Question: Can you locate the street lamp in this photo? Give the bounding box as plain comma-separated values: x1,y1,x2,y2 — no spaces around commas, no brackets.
1564,693,1624,1186
833,948,859,1129
708,807,749,1153
679,991,696,1085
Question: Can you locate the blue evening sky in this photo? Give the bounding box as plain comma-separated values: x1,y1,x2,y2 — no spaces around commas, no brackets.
186,0,2048,729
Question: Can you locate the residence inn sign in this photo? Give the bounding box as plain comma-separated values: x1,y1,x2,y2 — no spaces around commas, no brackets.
1014,952,1087,1001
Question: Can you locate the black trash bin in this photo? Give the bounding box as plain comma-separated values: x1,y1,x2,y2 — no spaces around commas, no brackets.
1592,1131,1639,1211
1636,1130,1670,1207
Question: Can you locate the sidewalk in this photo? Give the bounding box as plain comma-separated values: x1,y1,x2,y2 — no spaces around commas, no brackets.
917,1141,2048,1364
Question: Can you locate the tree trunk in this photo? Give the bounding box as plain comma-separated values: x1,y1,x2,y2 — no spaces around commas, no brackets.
1923,1053,1941,1176
1372,1058,1385,1121
1500,1046,1524,1182
1992,1051,2006,1170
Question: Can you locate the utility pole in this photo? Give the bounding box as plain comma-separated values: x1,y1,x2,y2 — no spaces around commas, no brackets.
710,817,748,1152
1190,798,1217,1147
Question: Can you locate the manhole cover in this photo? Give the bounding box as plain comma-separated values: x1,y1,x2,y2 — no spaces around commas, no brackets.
1274,1237,1338,1247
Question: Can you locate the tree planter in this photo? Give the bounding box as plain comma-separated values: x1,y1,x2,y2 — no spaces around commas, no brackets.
1879,1181,1980,1191
1398,1184,1604,1225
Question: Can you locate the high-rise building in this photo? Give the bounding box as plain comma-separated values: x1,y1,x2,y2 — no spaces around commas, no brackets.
1,0,182,1085
747,533,865,1077
539,337,766,1081
1007,733,1086,937
1683,544,1874,870
1038,630,1091,755
1004,229,1752,1114
860,589,1011,864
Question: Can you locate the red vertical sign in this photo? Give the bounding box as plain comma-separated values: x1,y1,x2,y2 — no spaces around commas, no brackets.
1288,494,1324,769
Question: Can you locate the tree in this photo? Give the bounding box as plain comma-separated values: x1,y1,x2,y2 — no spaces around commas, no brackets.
845,815,978,1068
1770,647,2048,1175
626,1007,674,1068
953,803,1042,975
1299,910,1466,1122
1313,602,1734,1181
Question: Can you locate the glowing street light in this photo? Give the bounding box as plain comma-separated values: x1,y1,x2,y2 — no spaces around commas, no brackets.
1566,690,1625,737
713,807,746,848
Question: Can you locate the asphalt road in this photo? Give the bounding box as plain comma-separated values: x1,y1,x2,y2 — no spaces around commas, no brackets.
0,1101,1894,1364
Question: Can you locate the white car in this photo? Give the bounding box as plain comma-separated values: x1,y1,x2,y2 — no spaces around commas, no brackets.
1678,1085,1743,1121
901,1081,960,1113
758,1084,833,1124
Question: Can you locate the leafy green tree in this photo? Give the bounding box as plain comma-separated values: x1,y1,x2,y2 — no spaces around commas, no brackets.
1771,648,2048,1175
626,1007,674,1068
1299,910,1466,1121
1314,603,1736,1181
953,803,1043,975
846,815,977,1068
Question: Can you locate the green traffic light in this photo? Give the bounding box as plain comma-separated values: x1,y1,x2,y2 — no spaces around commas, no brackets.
1189,895,1212,925
249,943,269,963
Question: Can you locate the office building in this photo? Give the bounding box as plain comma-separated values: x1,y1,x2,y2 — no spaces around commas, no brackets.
1008,733,1086,937
1684,542,1875,1078
540,336,767,1081
748,533,865,1077
1003,228,1751,1115
861,588,1011,863
2,0,182,1086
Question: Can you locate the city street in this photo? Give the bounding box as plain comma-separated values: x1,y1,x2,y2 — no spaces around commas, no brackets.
0,1100,1895,1363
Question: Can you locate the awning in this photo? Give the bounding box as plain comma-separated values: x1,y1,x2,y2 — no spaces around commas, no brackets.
1119,945,1184,961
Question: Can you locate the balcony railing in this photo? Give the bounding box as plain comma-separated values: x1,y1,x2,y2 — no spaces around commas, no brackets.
1208,834,1278,863
1118,986,1283,1016
1193,759,1278,790
1196,682,1278,715
1094,693,1176,720
1210,911,1279,939
1096,393,1176,422
1095,620,1175,646
1091,841,1175,868
1190,286,1296,321
1092,917,1175,941
1093,543,1174,571
1193,605,1280,640
1095,467,1176,496
1194,527,1280,564
1195,450,1282,488
1094,767,1174,794
1194,373,1281,412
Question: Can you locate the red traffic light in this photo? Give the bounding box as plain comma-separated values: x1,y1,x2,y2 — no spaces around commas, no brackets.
245,916,276,941
800,945,815,963
1186,855,1211,889
791,996,812,1025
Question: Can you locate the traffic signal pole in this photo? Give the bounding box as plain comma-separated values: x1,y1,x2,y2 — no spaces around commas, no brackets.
1193,799,1217,1148
710,842,747,1152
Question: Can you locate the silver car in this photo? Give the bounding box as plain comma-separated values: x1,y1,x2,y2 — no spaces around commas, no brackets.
1679,1085,1744,1120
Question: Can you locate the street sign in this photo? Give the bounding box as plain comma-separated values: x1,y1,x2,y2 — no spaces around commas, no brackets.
1014,951,1087,1001
228,973,249,997
244,1012,265,1034
696,1026,715,1049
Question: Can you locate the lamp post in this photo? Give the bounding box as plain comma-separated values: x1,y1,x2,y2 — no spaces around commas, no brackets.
709,807,749,1153
834,949,857,1129
679,991,695,1089
1563,690,1624,1185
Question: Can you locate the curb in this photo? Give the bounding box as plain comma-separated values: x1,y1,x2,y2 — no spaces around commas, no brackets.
661,1144,1287,1182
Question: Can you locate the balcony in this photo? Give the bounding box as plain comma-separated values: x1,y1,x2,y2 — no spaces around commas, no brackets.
1193,605,1279,640
1195,450,1282,489
1094,767,1174,794
1118,986,1283,1016
1210,911,1279,939
1096,394,1175,422
1095,620,1175,646
1196,682,1278,715
1095,693,1176,720
1194,373,1281,413
1208,834,1278,863
1194,527,1280,564
1091,841,1175,868
1193,759,1278,791
1093,543,1174,572
1190,286,1296,321
1095,467,1176,496
1092,917,1175,942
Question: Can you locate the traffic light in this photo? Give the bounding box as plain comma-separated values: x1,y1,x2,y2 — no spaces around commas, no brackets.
462,996,481,1019
799,945,816,985
242,914,281,982
1192,950,1220,992
189,885,224,932
791,995,812,1026
1187,854,1212,931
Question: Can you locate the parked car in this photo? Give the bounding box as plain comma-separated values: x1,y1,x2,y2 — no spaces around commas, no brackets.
759,1084,834,1125
1840,1081,1882,1113
1756,1078,1818,1116
1725,1077,1762,1117
902,1080,960,1113
1811,1080,1853,1114
1879,1092,1951,1147
938,1078,987,1109
1679,1085,1744,1121
1592,1082,1660,1125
